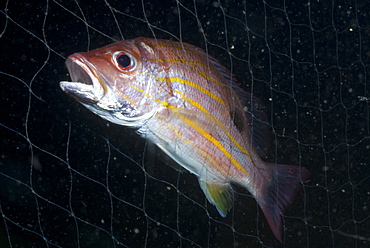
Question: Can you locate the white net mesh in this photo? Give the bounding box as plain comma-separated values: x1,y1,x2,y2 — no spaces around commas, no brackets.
1,0,369,247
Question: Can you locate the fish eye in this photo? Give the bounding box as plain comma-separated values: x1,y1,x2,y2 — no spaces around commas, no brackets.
113,51,136,72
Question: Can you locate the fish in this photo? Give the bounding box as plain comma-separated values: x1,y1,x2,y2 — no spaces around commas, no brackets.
59,37,310,242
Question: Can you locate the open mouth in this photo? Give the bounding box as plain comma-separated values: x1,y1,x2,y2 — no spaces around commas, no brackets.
66,55,94,85
59,52,157,126
60,54,105,104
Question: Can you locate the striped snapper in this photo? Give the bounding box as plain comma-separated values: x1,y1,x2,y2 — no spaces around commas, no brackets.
60,37,310,242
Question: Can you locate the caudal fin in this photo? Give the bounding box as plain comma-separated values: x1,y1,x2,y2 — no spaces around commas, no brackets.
255,163,310,242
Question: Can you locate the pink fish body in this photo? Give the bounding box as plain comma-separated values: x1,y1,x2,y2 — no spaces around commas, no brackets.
60,37,310,242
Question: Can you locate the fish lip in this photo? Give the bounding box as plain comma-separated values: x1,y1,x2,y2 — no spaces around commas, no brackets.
60,54,106,103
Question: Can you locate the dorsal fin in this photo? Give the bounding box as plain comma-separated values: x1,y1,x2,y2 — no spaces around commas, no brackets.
197,48,270,157
208,55,270,157
233,87,270,158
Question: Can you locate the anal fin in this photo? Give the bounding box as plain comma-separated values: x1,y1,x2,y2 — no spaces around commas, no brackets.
199,180,234,217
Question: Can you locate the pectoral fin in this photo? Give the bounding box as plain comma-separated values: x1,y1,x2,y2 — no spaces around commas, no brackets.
199,180,234,217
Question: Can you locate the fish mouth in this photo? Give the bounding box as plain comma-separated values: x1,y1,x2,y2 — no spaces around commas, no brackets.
60,52,157,127
60,54,106,104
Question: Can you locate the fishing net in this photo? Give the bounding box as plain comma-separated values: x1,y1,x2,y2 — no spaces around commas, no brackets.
1,0,369,247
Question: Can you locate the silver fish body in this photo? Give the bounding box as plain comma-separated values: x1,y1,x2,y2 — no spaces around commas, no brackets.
60,37,310,242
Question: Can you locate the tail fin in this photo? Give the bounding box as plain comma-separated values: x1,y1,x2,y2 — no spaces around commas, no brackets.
255,163,310,242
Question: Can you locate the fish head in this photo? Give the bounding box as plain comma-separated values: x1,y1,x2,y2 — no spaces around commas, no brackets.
60,39,160,127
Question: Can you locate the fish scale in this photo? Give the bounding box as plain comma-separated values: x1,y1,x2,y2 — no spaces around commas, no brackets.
59,37,310,242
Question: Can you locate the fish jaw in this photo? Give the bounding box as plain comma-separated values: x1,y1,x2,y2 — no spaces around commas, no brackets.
60,54,155,127
60,54,105,104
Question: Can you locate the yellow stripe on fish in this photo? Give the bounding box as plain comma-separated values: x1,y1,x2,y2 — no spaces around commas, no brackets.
128,78,252,163
226,132,252,161
128,83,173,109
198,71,228,87
157,77,226,106
150,58,208,68
174,90,210,114
165,121,227,174
173,110,249,176
149,43,204,55
173,89,252,162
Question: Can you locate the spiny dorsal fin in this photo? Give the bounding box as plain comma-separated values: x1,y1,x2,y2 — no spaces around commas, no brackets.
201,48,271,158
234,89,270,158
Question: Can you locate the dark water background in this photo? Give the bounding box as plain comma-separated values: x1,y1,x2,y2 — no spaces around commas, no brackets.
1,0,369,247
